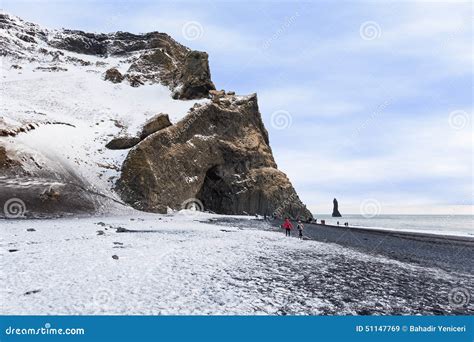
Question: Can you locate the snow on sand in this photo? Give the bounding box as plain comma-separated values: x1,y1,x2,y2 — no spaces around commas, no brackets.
2,212,473,315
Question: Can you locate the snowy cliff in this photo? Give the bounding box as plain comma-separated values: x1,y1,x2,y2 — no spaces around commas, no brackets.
0,13,311,219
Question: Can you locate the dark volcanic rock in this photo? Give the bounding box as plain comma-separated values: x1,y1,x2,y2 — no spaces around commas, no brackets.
128,49,215,99
49,30,108,55
24,289,41,295
105,136,141,150
104,68,124,83
0,145,19,169
35,66,67,72
126,74,144,87
105,114,173,150
140,113,172,139
173,51,215,100
117,94,312,220
332,198,342,217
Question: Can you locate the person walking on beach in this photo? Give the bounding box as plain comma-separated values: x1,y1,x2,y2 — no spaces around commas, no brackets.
282,217,293,237
297,220,304,239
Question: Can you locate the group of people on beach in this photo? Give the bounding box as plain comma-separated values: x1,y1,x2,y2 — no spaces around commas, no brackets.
280,217,352,239
281,217,304,239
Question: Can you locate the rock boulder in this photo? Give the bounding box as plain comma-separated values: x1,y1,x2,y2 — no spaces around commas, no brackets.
104,68,124,83
105,136,141,150
140,113,172,140
117,94,312,220
173,51,215,100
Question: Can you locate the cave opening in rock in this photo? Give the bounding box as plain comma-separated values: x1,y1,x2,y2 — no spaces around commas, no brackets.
197,165,233,214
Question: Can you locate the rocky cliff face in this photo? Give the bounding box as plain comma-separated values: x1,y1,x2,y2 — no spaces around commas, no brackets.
117,93,312,219
1,13,311,219
0,13,215,99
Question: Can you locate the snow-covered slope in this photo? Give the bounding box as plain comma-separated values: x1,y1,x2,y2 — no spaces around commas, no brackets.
0,13,209,214
2,56,208,193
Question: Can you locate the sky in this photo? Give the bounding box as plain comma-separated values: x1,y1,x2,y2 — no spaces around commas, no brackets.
2,0,473,215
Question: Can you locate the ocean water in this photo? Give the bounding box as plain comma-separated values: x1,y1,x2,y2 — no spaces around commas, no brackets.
312,214,474,237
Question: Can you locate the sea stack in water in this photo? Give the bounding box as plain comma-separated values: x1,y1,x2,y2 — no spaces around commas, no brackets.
332,198,342,217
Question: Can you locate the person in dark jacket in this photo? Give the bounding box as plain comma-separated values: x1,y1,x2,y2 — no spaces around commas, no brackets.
297,220,304,239
282,217,293,237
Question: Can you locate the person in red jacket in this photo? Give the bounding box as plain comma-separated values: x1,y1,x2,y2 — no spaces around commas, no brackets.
282,217,293,237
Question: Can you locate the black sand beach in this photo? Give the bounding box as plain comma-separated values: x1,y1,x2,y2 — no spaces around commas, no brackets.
209,217,474,315
298,221,474,275
223,218,474,274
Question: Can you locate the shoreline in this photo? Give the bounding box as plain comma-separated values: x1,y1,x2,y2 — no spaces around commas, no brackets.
309,222,474,246
267,219,474,275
